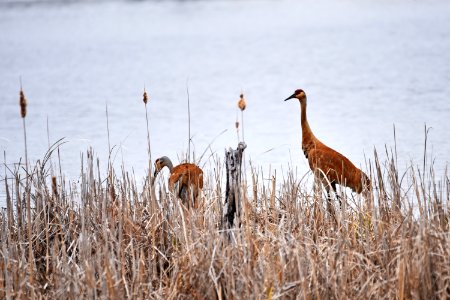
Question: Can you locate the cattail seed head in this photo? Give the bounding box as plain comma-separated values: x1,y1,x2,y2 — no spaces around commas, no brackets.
238,93,246,111
51,176,58,197
143,88,149,105
19,88,27,118
109,182,116,202
235,121,239,129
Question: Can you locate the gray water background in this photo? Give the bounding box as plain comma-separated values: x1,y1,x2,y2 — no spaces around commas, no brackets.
1,0,449,205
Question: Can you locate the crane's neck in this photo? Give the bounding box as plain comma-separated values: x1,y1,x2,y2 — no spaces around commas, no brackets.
300,99,317,153
162,157,174,172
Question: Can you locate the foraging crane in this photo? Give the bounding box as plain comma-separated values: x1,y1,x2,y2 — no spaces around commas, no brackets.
153,156,204,208
284,89,371,205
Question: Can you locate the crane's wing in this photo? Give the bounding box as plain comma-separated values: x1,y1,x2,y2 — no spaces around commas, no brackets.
169,164,204,190
308,146,360,186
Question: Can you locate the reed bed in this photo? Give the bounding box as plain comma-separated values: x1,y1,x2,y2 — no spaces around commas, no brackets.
1,143,449,299
1,87,449,299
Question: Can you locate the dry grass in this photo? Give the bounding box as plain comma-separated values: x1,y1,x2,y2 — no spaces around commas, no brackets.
1,87,449,299
1,144,449,299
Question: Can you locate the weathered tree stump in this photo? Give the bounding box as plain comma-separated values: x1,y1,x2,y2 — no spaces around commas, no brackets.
224,142,246,228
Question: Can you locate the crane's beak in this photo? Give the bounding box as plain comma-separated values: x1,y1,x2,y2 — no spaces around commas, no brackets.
284,93,296,101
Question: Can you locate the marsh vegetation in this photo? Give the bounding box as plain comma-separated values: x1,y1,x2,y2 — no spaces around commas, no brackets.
1,91,449,299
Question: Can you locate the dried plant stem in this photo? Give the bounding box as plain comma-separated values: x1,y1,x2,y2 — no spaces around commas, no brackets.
2,92,449,299
144,103,155,208
237,93,247,182
186,84,191,162
106,103,111,168
142,87,156,208
241,110,245,142
235,113,240,142
0,144,448,299
46,116,54,177
237,93,246,142
4,153,13,233
22,119,28,170
22,102,35,297
145,105,152,174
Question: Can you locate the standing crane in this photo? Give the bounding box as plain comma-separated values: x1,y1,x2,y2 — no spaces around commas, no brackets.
153,156,204,209
284,89,371,206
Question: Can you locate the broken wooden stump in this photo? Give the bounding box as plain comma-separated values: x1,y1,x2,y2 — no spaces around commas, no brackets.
224,142,247,228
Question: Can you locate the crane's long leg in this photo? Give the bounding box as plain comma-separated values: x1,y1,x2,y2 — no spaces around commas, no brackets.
323,183,338,224
315,172,340,221
179,186,188,207
330,182,342,208
324,183,333,211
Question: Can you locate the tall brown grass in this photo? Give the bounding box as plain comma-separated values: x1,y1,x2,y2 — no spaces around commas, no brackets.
1,142,448,299
1,89,448,299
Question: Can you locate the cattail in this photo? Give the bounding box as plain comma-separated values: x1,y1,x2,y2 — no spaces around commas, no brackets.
19,82,34,293
51,176,58,198
143,88,149,104
142,85,153,207
237,93,246,142
238,93,246,111
20,88,27,118
235,121,239,129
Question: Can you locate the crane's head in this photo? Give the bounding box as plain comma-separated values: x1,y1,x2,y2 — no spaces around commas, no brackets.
284,89,306,102
153,156,172,177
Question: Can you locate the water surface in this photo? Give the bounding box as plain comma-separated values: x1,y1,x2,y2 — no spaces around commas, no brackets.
1,0,449,204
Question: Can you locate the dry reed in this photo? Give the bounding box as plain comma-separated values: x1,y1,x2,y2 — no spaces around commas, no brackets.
1,90,449,299
142,87,154,208
1,142,448,299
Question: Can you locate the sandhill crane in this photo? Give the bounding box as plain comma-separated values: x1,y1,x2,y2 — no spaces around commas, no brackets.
284,89,371,206
153,156,204,208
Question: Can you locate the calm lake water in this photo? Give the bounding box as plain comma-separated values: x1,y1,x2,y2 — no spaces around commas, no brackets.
1,0,449,205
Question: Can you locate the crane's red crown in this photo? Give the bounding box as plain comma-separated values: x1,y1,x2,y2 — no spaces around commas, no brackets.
284,89,306,101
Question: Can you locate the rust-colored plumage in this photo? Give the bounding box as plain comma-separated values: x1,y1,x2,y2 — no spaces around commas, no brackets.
285,89,371,201
153,156,204,208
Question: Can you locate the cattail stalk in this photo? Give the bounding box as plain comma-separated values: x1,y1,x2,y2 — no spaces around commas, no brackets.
238,93,246,141
235,113,240,142
143,88,152,173
238,93,247,182
106,103,111,167
19,86,28,177
143,87,155,209
186,84,191,162
20,84,35,295
3,152,13,235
